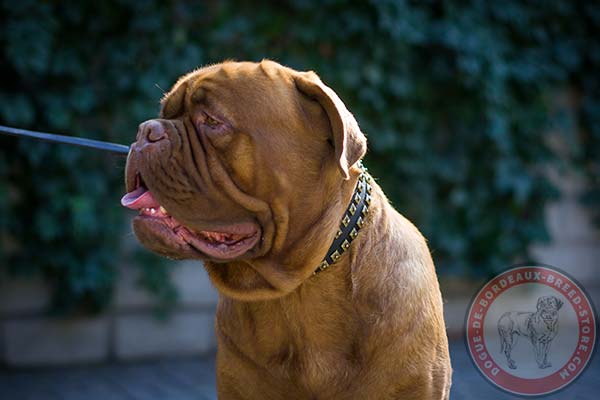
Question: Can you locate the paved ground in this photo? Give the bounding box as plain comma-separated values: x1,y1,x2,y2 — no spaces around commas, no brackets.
1,341,597,399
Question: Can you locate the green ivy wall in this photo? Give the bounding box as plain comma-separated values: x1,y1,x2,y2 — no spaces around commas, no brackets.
0,0,598,312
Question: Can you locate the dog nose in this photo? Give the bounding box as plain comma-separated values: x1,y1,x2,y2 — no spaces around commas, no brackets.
138,120,167,143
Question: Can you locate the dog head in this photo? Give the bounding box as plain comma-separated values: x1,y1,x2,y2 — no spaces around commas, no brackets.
536,296,563,319
122,60,367,300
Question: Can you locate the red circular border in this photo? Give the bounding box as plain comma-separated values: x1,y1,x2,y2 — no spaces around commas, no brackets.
465,266,596,396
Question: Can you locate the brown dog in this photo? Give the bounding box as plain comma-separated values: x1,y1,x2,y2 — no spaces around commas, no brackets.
122,60,451,399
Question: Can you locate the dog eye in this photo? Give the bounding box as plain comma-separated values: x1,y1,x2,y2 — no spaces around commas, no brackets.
195,111,230,139
203,114,221,128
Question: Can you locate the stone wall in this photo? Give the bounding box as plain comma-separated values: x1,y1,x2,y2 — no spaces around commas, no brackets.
0,261,218,366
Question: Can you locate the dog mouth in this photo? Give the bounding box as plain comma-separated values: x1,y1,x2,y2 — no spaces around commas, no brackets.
121,174,260,261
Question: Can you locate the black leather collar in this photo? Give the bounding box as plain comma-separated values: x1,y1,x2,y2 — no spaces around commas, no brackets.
314,162,372,274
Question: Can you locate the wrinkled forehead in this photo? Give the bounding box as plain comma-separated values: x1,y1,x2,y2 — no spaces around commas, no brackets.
160,61,294,120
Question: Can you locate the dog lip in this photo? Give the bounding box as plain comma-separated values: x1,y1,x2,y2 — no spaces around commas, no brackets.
183,226,261,261
124,153,137,192
133,214,261,261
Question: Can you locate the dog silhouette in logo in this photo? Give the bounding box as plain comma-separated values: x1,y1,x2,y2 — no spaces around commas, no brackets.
498,296,563,369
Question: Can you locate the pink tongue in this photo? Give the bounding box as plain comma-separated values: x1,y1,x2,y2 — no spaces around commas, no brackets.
121,187,160,210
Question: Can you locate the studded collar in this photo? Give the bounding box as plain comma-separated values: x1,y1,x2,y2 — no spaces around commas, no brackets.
313,162,372,275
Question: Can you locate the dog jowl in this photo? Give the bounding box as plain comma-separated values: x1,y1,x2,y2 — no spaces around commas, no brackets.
121,60,451,399
498,295,563,370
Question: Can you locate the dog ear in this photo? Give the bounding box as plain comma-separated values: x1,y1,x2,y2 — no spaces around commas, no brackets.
293,71,367,180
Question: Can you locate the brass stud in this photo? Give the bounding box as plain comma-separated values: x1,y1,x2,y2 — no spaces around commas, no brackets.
366,183,372,194
335,229,343,239
341,240,350,250
342,215,351,227
357,216,364,228
349,204,357,215
317,260,329,271
361,205,369,217
354,193,361,204
331,250,341,262
357,184,363,193
350,228,358,239
365,194,371,205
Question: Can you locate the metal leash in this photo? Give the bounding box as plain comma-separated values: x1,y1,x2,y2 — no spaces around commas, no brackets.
0,125,130,155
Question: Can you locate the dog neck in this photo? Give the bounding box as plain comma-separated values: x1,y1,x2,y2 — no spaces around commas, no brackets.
313,161,372,275
214,181,392,382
